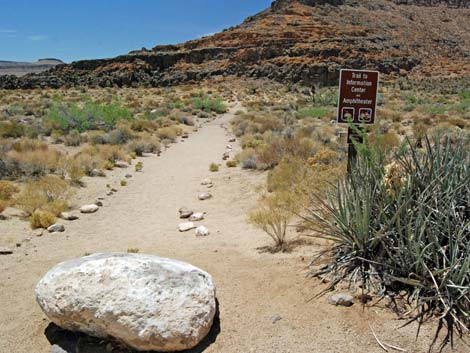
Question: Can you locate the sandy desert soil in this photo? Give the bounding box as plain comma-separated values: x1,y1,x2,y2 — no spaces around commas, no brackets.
0,104,464,353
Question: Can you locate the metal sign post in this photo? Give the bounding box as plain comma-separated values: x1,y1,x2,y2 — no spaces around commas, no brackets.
337,69,379,172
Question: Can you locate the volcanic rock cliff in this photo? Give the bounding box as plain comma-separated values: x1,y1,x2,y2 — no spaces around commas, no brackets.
1,0,469,89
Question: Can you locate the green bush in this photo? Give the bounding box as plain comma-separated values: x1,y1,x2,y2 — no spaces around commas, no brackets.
192,95,227,114
297,107,330,119
303,134,470,350
46,101,132,132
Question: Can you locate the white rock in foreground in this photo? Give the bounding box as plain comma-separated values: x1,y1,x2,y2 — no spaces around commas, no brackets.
80,204,99,214
35,253,216,352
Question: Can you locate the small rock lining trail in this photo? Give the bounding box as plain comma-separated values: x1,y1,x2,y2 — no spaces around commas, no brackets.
0,105,441,353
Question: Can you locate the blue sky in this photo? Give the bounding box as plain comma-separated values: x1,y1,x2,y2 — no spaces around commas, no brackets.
0,0,272,63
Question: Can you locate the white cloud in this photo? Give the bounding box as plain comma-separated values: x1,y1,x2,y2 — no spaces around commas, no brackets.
28,35,48,41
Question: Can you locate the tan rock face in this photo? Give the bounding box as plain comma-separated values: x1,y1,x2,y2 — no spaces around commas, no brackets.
2,0,469,89
35,253,217,352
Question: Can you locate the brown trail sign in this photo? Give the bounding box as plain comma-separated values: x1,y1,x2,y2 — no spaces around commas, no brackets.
336,69,380,172
337,69,379,125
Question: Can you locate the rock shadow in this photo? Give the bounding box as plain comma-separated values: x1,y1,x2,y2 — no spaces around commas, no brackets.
45,300,221,353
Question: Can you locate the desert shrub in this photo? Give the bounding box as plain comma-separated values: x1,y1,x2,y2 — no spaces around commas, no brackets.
369,131,401,156
0,121,24,138
135,162,143,172
226,160,238,168
46,101,132,132
236,148,258,169
127,134,161,156
30,210,56,229
302,134,470,350
64,130,82,146
120,180,127,187
131,119,158,132
106,126,133,145
87,131,108,145
209,163,219,172
0,180,19,200
192,95,227,114
10,138,48,153
313,88,338,106
249,192,298,252
15,175,71,216
5,146,62,177
156,126,181,141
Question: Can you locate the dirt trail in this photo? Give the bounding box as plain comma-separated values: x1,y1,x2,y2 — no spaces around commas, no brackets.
0,105,445,353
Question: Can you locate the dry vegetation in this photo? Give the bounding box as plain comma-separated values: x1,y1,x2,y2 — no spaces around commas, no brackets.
0,77,469,349
231,78,469,349
0,85,228,227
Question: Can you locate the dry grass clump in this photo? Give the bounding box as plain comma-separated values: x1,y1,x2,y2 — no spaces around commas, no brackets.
156,125,182,142
127,133,161,156
15,175,72,217
2,140,62,178
0,180,19,201
30,210,56,229
209,163,219,172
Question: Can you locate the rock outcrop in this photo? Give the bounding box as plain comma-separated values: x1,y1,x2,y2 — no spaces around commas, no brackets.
35,253,217,352
1,0,469,89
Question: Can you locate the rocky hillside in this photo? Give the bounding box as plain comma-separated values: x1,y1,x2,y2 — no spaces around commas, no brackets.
1,0,469,89
0,59,63,77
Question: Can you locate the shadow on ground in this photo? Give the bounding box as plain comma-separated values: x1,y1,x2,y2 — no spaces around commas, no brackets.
45,302,221,353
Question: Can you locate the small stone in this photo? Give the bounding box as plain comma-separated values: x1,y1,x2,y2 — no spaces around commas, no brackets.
111,188,118,193
198,192,212,201
60,212,79,221
229,138,236,142
80,204,99,214
222,152,230,160
178,222,196,232
179,207,193,219
95,201,104,207
226,145,233,150
182,133,189,139
106,191,114,196
125,174,132,178
271,315,282,323
0,246,13,255
195,226,210,237
48,224,65,233
201,178,212,186
114,162,128,169
190,212,205,222
328,293,354,307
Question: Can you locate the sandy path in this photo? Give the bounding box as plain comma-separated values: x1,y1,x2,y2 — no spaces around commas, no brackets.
0,106,453,353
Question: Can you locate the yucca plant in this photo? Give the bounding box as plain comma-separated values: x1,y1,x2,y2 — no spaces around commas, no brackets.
302,133,470,351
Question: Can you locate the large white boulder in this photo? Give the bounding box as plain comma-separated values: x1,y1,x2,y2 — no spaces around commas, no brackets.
35,253,216,352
